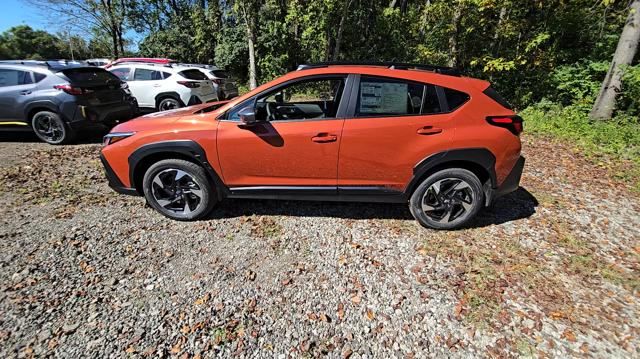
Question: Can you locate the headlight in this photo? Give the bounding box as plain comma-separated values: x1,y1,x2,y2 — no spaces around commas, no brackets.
103,132,135,146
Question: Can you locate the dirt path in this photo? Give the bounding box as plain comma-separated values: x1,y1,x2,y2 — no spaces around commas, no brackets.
0,135,638,358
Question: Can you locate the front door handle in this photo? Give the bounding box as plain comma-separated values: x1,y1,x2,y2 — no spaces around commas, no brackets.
20,90,32,95
417,126,442,135
311,133,337,143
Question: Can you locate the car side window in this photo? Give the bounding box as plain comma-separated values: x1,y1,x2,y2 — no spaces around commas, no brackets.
355,77,426,117
0,69,33,87
133,68,165,81
255,77,346,121
111,67,131,81
443,87,470,110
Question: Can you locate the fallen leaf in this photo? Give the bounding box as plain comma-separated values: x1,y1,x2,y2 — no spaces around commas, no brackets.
351,295,361,304
366,308,375,320
562,329,577,342
125,346,136,353
337,303,345,320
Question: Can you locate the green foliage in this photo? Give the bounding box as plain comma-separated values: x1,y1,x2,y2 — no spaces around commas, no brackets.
521,102,640,188
0,26,64,59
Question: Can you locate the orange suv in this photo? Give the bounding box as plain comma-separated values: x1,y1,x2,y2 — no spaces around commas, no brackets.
100,62,524,230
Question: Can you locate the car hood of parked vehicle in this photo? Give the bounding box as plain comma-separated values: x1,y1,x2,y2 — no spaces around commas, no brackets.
110,100,232,133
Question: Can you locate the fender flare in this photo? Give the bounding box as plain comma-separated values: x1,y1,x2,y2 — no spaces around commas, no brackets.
154,92,185,107
128,140,225,199
405,148,497,195
23,100,60,123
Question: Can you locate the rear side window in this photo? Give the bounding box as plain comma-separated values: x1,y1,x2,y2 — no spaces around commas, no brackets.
179,69,208,80
356,77,425,117
133,68,166,81
34,72,47,83
0,69,33,86
62,68,119,83
443,88,470,111
483,86,513,110
110,67,131,81
211,70,228,79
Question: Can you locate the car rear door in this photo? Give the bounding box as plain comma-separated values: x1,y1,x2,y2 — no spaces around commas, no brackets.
337,75,456,193
216,75,350,189
0,67,37,124
129,67,167,107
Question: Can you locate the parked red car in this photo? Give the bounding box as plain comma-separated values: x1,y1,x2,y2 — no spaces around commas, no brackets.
100,62,524,229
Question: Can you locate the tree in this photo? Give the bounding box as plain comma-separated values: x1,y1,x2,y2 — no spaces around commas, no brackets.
590,0,640,120
27,0,128,58
0,26,64,59
234,0,262,89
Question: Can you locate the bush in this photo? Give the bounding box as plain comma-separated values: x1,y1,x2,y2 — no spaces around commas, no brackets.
521,102,640,189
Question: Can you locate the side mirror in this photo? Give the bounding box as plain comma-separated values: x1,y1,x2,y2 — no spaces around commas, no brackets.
238,106,259,126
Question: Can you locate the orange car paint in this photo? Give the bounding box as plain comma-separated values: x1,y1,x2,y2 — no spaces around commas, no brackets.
102,65,520,193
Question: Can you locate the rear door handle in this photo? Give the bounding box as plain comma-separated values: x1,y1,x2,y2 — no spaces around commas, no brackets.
417,126,442,135
20,90,32,95
312,133,338,143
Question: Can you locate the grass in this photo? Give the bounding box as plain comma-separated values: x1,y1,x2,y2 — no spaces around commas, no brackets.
521,102,640,189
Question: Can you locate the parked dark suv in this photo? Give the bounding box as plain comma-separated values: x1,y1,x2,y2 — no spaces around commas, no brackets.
0,60,138,144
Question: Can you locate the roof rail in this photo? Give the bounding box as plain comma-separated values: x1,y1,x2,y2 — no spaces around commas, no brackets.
111,61,174,68
177,63,218,69
296,61,461,76
0,59,86,68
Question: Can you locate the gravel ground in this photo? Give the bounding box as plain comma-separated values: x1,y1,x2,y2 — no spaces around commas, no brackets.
0,133,638,358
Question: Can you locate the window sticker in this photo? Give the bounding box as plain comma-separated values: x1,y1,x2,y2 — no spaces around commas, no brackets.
359,81,407,114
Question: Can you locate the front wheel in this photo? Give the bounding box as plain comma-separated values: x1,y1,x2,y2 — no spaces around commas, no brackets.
31,111,75,145
409,169,484,230
142,159,217,221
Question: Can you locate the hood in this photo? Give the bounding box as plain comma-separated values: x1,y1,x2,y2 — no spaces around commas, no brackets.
110,100,231,133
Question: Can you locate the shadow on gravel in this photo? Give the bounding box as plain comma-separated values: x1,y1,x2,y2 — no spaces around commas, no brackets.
209,187,538,226
0,128,108,144
471,187,538,228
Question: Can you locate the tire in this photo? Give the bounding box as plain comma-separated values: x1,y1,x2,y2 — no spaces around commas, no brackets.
157,97,182,112
142,159,217,221
31,111,75,145
409,168,484,230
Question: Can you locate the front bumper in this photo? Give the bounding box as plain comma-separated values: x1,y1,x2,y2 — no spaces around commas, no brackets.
99,153,139,196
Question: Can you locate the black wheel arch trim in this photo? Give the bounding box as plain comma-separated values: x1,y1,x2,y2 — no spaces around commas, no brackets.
23,100,63,123
406,148,497,196
154,92,185,107
127,140,224,199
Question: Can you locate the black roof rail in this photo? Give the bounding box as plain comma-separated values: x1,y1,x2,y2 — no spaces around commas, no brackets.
296,61,461,76
0,59,87,69
177,63,218,69
112,61,174,68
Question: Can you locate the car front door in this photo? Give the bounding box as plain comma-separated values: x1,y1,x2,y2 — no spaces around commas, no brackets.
337,75,457,193
217,75,350,190
0,68,36,124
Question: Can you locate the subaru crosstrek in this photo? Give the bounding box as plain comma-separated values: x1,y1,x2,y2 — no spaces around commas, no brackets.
100,62,524,230
0,60,138,144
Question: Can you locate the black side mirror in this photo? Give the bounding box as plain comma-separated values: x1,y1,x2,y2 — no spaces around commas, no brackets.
238,106,259,126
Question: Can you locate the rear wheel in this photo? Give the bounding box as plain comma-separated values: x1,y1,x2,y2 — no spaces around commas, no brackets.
142,159,217,221
157,97,182,112
409,168,484,230
31,111,75,145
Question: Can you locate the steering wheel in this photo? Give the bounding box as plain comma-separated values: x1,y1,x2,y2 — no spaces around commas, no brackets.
266,102,278,121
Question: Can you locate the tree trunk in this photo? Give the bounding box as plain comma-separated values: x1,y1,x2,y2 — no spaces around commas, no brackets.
111,29,119,58
491,6,507,55
332,0,353,61
448,2,463,67
247,27,257,89
590,0,640,120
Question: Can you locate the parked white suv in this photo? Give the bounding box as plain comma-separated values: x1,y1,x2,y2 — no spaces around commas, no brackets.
179,64,239,100
108,64,217,111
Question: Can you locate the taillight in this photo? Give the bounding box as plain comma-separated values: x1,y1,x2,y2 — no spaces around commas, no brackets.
212,79,222,85
486,115,523,135
177,81,201,88
54,84,93,95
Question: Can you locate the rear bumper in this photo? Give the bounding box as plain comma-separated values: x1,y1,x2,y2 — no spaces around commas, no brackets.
495,156,525,198
99,153,139,196
69,100,138,129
